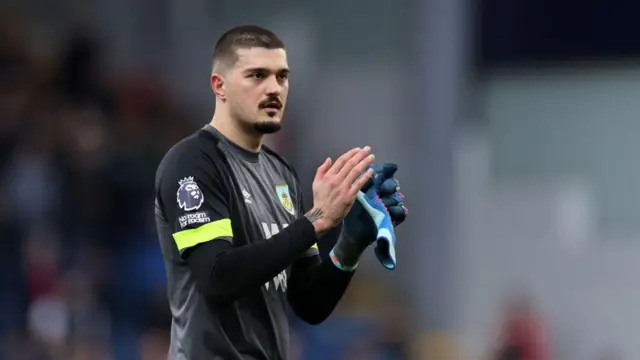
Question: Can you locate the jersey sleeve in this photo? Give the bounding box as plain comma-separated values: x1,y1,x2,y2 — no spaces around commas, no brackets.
157,153,233,256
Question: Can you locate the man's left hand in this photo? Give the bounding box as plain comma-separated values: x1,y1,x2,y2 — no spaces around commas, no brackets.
329,162,407,271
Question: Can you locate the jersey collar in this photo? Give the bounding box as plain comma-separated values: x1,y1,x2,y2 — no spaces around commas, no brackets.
203,125,260,163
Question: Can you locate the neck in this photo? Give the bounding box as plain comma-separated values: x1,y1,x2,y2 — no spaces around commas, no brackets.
210,112,263,153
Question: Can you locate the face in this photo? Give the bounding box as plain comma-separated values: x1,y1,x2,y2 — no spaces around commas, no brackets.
213,47,290,134
185,183,200,199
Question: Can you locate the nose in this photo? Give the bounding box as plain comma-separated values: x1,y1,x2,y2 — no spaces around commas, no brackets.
264,75,282,95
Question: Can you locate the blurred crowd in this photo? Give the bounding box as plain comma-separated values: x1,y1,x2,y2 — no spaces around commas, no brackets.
0,10,418,360
0,10,194,360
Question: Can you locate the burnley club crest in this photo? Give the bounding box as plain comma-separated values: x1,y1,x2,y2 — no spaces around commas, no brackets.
275,185,295,215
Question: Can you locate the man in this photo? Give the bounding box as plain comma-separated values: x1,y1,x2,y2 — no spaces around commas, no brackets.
154,25,406,360
493,293,550,360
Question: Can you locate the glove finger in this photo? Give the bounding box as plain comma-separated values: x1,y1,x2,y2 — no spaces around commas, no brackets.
391,191,404,203
379,178,400,196
382,196,398,208
388,206,407,225
380,163,398,179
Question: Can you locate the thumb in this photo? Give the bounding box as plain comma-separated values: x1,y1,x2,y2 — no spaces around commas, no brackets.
315,157,332,181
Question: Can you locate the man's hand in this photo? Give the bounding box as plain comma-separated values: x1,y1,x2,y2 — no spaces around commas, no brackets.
305,147,376,237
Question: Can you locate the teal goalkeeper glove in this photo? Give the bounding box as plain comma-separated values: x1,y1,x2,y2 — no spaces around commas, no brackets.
366,163,407,269
329,163,407,271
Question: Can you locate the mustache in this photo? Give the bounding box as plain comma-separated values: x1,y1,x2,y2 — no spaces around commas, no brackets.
259,97,283,109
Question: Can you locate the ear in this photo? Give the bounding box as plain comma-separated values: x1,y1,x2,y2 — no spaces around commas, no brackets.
211,73,226,100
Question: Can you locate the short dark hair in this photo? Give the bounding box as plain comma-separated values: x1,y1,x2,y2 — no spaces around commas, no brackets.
212,25,285,73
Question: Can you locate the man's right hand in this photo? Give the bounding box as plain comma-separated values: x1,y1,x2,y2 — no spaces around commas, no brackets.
305,147,376,237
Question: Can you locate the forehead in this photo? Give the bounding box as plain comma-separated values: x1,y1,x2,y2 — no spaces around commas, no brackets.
233,47,288,71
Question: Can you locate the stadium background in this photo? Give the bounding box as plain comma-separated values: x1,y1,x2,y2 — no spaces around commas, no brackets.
1,0,640,359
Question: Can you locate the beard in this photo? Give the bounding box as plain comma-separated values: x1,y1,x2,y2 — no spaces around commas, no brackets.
229,98,283,135
234,115,282,135
253,120,282,134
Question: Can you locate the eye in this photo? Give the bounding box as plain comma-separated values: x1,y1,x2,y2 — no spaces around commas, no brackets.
277,72,289,81
251,71,266,79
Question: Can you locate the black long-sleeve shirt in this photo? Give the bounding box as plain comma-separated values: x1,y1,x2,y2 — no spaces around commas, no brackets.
186,223,353,323
154,126,353,360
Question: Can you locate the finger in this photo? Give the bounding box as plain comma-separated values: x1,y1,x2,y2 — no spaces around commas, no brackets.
314,157,332,182
361,175,375,192
358,163,379,190
382,196,398,208
379,178,399,196
391,192,404,203
337,147,371,179
367,163,380,173
388,206,407,225
355,164,376,191
349,168,374,195
328,147,361,175
380,163,398,179
345,153,376,186
388,205,405,218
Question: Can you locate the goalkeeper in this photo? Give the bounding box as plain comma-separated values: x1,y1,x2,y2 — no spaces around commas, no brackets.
154,24,408,360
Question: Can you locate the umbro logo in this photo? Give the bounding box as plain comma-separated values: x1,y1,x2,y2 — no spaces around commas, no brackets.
242,189,252,204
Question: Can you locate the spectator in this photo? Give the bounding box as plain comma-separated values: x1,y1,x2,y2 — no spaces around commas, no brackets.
492,292,551,360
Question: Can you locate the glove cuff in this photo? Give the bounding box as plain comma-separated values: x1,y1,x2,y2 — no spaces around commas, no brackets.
330,231,367,271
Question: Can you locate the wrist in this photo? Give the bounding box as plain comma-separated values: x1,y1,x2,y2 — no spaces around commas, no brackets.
329,248,358,272
304,207,333,238
330,231,367,271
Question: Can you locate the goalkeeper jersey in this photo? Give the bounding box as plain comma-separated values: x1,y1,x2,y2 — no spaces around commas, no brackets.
154,125,317,360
